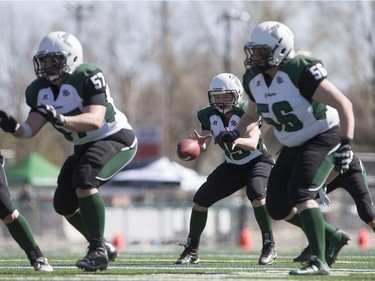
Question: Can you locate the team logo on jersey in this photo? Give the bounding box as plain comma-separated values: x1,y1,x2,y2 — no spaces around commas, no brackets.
256,80,261,87
62,89,70,97
276,76,284,84
230,120,237,127
212,120,218,126
42,94,48,100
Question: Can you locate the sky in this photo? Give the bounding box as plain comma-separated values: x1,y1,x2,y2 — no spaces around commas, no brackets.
0,1,372,91
0,0,373,164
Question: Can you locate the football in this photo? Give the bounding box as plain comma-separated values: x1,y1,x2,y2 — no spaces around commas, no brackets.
176,139,200,161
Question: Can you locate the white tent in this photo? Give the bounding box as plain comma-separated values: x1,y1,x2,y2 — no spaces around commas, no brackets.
110,157,207,192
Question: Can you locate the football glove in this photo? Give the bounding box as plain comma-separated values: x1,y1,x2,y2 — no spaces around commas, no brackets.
37,104,67,126
334,137,353,174
0,110,17,133
215,130,240,144
318,186,331,206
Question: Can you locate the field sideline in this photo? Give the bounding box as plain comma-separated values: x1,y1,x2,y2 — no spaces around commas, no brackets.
0,248,374,280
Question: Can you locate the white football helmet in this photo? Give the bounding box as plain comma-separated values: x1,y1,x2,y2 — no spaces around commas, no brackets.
244,21,295,70
208,73,243,114
33,31,83,81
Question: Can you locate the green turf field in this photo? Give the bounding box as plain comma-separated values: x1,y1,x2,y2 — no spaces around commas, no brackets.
0,249,374,280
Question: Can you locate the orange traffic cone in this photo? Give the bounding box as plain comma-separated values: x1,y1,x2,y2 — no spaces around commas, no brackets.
358,227,370,249
112,230,126,251
239,227,253,250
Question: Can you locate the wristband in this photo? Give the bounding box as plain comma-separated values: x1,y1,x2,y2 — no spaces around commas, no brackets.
340,137,352,146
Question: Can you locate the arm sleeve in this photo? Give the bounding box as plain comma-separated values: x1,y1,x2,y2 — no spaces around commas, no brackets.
242,70,258,102
25,85,40,114
197,109,212,131
197,112,209,131
299,60,327,100
82,70,107,106
243,82,256,102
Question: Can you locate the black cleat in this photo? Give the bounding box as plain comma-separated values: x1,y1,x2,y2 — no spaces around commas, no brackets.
293,229,350,266
76,238,109,271
293,246,310,262
105,241,119,262
175,243,199,264
258,241,277,265
325,229,350,267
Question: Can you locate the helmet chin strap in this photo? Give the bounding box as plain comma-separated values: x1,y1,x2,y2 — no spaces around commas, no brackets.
48,74,60,82
216,106,234,115
48,69,70,83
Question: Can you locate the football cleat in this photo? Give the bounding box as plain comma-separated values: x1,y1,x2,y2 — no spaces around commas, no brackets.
175,243,199,264
76,237,109,271
293,246,310,262
104,241,119,262
33,257,53,272
294,229,350,266
289,255,330,275
325,229,350,266
258,241,277,265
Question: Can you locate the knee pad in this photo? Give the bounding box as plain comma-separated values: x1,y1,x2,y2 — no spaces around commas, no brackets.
266,200,290,220
246,177,267,201
53,187,79,216
0,188,15,220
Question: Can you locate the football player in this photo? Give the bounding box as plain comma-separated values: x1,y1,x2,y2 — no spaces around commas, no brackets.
0,31,138,271
0,152,52,271
175,73,277,266
217,21,355,275
294,154,374,262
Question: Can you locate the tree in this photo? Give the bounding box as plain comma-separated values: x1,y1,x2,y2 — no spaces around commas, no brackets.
0,1,373,171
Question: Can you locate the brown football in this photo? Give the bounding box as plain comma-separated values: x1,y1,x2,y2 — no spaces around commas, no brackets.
176,139,200,161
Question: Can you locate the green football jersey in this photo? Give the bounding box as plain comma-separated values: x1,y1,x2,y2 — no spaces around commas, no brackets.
243,54,340,147
197,101,267,165
25,63,132,145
